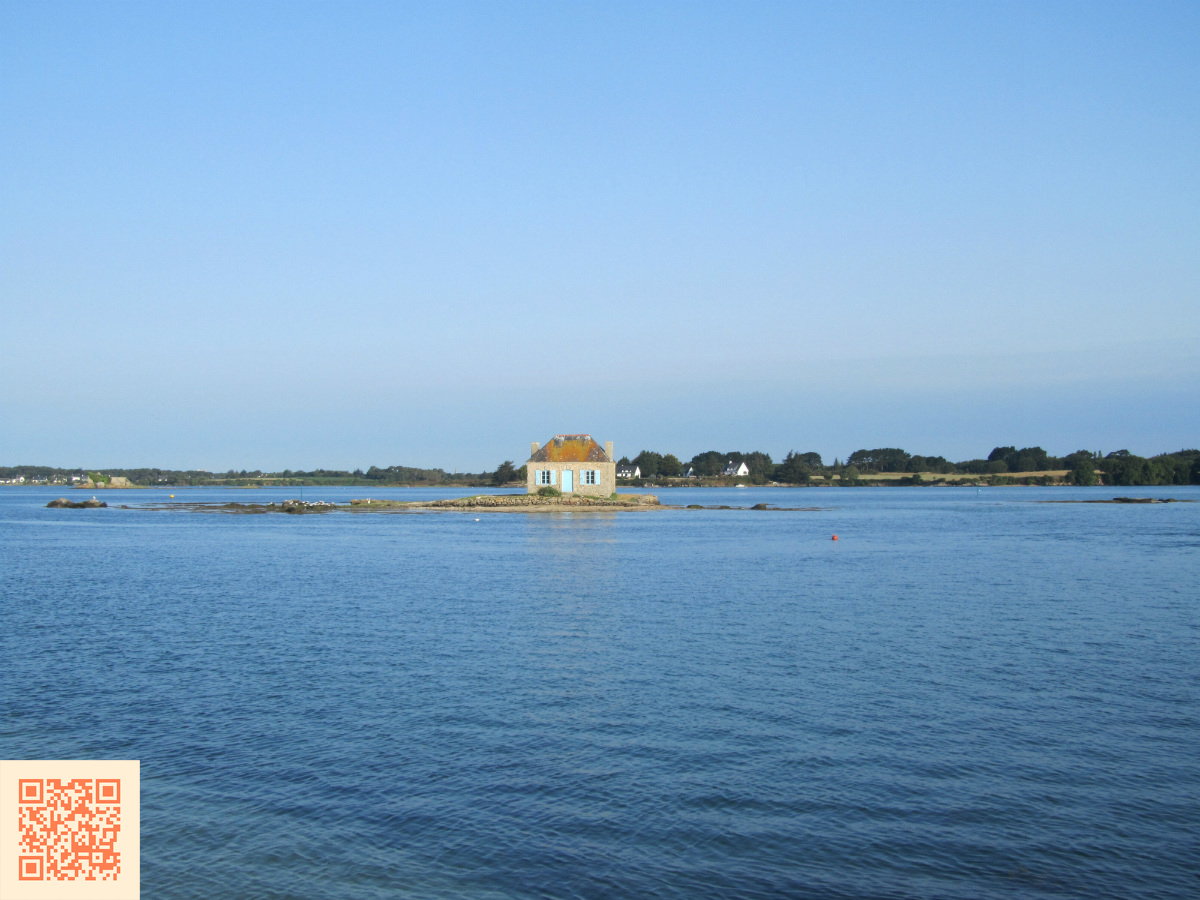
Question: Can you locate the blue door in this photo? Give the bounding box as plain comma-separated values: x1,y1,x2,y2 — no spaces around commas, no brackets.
561,470,573,492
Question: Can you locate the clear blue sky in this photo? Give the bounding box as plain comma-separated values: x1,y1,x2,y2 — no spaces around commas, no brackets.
2,1,1197,471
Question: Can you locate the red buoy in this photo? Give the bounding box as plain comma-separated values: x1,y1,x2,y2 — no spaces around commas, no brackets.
832,534,839,541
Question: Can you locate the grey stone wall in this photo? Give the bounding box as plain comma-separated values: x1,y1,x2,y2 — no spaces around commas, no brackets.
526,460,616,497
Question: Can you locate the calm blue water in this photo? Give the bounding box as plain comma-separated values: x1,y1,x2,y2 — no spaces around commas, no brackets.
2,485,1198,899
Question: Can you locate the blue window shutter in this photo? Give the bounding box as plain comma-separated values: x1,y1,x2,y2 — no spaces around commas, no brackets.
594,469,601,485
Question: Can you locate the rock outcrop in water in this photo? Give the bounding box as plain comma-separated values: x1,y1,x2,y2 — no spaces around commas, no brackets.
1111,497,1180,503
280,499,337,514
47,497,107,508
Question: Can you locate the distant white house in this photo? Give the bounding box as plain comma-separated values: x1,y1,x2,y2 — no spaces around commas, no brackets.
722,460,750,477
616,465,641,479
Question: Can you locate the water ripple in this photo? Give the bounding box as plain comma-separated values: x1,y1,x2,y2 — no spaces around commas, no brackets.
2,486,1198,898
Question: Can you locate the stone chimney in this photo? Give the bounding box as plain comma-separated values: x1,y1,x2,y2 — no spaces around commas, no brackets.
605,441,613,461
531,442,540,457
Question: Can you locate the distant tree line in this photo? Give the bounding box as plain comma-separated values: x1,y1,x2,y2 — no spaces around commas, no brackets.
610,447,1200,487
0,464,515,487
4,447,1197,488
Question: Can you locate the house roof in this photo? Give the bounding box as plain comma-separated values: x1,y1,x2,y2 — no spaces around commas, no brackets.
529,434,611,463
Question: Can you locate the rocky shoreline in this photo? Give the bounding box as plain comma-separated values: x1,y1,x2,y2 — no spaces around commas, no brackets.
42,492,843,515
349,493,662,511
1038,497,1194,504
130,494,665,515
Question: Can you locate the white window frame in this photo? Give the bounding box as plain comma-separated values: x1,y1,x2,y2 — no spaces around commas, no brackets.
538,469,553,485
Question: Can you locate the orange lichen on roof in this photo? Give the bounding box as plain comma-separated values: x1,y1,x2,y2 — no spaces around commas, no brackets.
529,435,610,463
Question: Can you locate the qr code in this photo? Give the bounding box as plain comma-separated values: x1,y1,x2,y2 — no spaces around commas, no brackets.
17,778,121,881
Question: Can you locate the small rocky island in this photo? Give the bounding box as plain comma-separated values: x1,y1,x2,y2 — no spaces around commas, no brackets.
350,493,663,511
47,497,108,508
132,494,666,515
124,494,833,515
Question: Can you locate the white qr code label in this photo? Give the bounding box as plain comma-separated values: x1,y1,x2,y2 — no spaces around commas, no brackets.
1,761,139,900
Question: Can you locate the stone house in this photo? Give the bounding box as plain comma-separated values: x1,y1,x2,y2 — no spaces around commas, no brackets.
527,435,616,497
